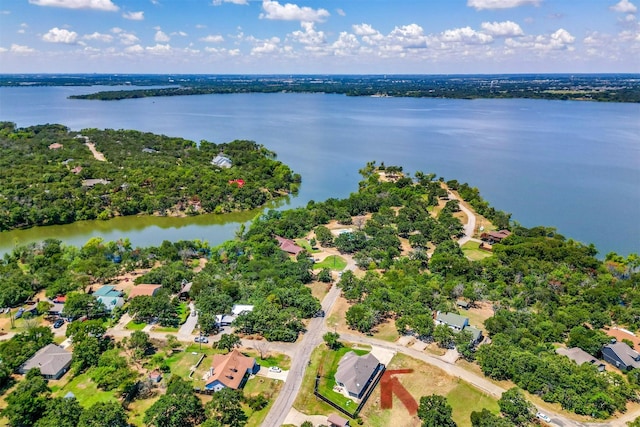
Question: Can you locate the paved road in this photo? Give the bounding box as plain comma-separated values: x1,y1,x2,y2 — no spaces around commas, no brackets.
260,282,342,427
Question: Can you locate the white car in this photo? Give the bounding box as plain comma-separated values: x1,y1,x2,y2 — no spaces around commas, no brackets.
536,412,551,423
268,366,282,373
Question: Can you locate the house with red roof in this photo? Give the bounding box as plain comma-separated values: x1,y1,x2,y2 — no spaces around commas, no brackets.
204,349,259,392
274,235,304,256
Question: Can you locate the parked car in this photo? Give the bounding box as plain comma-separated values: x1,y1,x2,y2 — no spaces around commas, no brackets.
314,309,325,318
268,366,282,373
53,319,65,329
536,412,551,423
194,336,209,343
14,308,25,319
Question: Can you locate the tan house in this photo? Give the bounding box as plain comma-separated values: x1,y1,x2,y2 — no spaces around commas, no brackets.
128,284,162,299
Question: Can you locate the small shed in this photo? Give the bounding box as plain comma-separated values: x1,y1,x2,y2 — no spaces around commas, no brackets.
456,299,470,310
149,370,163,383
327,413,350,427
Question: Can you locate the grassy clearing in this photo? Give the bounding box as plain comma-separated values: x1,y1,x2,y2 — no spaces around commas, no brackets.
360,352,499,427
177,302,189,324
296,239,321,253
447,382,500,427
462,241,493,261
243,377,283,427
52,373,119,408
242,350,291,370
154,326,179,333
307,281,331,301
372,319,400,343
126,320,147,331
127,394,160,426
314,255,347,270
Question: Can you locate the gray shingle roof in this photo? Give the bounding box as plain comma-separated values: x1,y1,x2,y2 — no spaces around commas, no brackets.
436,312,469,330
334,351,379,397
605,342,640,369
20,344,72,377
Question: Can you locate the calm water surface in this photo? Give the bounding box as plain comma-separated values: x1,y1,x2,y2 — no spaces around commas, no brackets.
0,86,638,256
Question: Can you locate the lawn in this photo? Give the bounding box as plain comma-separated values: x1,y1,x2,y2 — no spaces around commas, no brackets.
314,255,347,270
359,352,499,427
154,326,179,333
52,373,119,408
126,320,147,330
243,377,283,427
462,241,493,261
295,239,321,253
242,349,291,370
127,395,160,426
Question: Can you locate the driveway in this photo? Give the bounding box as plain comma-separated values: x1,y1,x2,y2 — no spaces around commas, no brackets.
177,302,198,342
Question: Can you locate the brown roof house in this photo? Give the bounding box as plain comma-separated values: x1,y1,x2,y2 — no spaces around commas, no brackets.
19,344,72,380
128,284,163,299
335,351,382,399
274,236,304,256
204,349,259,392
480,230,512,244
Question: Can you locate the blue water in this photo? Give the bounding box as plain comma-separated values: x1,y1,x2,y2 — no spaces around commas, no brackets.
0,86,638,256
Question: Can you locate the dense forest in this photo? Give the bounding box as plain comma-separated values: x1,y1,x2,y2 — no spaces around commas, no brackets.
0,123,300,231
1,161,640,424
1,74,638,102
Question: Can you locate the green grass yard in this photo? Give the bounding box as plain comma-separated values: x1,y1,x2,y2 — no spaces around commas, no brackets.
462,241,493,261
314,255,347,270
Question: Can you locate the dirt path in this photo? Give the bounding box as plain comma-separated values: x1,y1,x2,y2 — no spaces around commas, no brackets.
85,142,106,162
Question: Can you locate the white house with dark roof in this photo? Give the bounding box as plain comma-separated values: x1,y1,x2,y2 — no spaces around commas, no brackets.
334,351,382,399
19,344,72,379
435,312,484,345
211,154,232,168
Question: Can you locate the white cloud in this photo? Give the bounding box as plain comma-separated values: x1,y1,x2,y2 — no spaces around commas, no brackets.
1,10,10,14
610,0,637,13
124,44,144,53
200,34,224,43
83,32,113,42
389,24,429,48
212,0,248,5
123,11,144,20
289,22,326,45
441,27,493,44
146,43,172,54
481,21,524,37
0,47,6,52
28,0,119,11
43,27,79,44
112,28,140,45
195,24,207,29
250,36,281,55
260,0,329,22
467,0,541,10
155,30,170,42
171,31,188,36
331,32,359,56
352,23,379,37
10,43,35,53
336,8,345,16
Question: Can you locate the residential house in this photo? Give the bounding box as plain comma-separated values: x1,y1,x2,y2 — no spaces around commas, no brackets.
204,349,259,392
557,347,605,372
215,314,236,327
480,230,512,244
602,341,640,371
274,235,304,256
178,281,193,300
48,302,65,316
456,299,470,310
335,351,382,399
232,304,254,316
327,414,350,427
19,344,72,380
435,312,469,332
92,286,123,299
96,295,125,312
211,154,232,168
128,284,162,299
149,370,163,383
435,312,483,345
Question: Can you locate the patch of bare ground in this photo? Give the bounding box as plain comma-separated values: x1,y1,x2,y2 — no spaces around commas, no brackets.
306,281,331,302
193,257,208,273
85,142,106,162
464,301,495,333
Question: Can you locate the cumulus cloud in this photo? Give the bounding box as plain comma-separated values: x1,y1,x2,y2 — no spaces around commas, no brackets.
441,27,493,44
250,36,281,55
212,0,248,5
84,32,113,42
481,21,524,37
336,8,345,16
43,27,79,44
155,30,170,42
260,0,329,22
610,0,637,13
28,0,119,11
352,23,379,37
289,22,326,45
200,34,224,43
124,44,144,53
331,32,359,55
123,11,144,20
112,28,140,45
146,44,172,54
467,0,541,10
389,24,429,48
171,31,188,36
10,44,35,53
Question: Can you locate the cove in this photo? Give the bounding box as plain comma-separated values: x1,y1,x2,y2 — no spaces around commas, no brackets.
0,85,638,257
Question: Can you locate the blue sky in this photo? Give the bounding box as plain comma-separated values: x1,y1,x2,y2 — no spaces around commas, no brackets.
0,0,639,73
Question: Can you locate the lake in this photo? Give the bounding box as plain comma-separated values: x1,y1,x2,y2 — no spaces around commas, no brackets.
0,85,638,256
